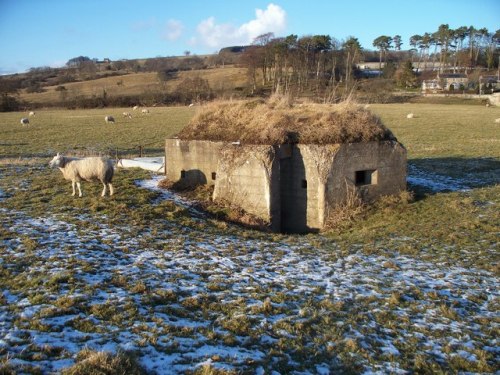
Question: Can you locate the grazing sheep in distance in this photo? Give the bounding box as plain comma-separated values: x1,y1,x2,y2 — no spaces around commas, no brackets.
141,108,149,114
122,112,132,119
406,113,414,119
105,115,115,124
49,153,114,197
20,117,29,126
29,111,36,117
133,105,139,111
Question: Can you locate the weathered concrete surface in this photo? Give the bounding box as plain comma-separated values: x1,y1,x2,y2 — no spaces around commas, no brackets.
213,145,280,231
165,139,223,187
165,139,407,233
326,141,407,205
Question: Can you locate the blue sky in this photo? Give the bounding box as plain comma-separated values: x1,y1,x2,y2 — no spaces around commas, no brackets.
0,0,498,75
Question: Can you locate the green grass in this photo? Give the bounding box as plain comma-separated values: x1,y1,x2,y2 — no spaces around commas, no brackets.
326,187,499,272
1,103,499,274
0,102,499,373
324,103,500,272
0,106,194,158
370,103,500,159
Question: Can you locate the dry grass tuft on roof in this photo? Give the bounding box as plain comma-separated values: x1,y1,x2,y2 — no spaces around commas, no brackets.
177,96,396,145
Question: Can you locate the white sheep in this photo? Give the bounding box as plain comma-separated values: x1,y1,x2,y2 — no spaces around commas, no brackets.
29,111,36,117
133,105,139,111
122,112,132,119
20,117,29,126
105,115,115,124
406,113,414,119
141,108,149,114
49,153,114,197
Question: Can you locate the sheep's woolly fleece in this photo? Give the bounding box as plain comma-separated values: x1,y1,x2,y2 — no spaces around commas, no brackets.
0,171,498,374
177,98,396,145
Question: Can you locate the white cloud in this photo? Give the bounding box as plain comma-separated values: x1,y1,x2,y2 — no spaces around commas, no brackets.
193,3,286,50
239,3,286,40
163,19,184,41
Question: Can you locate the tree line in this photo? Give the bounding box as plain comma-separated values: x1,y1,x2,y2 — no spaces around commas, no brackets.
406,25,499,73
239,24,499,100
1,23,498,110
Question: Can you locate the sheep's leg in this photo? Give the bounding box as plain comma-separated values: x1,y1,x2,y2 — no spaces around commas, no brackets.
101,183,107,197
109,183,114,196
71,181,76,196
76,182,82,197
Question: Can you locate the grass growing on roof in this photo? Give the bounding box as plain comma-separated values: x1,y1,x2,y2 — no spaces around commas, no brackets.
178,96,396,144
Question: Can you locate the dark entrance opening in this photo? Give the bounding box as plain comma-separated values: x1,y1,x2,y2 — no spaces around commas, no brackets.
279,145,308,233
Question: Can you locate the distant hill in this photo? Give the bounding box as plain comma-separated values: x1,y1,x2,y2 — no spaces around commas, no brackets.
0,51,248,109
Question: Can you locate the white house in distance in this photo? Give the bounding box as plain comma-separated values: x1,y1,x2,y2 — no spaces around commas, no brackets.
422,72,469,92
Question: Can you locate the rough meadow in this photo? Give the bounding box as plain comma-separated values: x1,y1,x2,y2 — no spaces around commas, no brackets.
0,103,499,374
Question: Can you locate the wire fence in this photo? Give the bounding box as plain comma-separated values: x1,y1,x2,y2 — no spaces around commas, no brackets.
67,139,163,161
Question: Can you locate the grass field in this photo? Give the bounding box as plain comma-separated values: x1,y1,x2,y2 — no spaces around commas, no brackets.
370,103,500,159
0,102,499,374
19,66,248,105
0,106,194,159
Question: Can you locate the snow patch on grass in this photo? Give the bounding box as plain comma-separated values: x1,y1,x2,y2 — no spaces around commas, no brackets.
0,178,498,373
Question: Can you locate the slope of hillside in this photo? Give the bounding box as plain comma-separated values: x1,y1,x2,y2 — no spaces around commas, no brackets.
19,65,248,106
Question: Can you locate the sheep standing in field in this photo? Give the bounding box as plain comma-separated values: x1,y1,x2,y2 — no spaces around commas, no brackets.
20,117,29,126
141,108,149,114
122,112,132,119
133,105,139,111
105,115,115,124
49,153,114,197
29,111,36,117
406,113,414,119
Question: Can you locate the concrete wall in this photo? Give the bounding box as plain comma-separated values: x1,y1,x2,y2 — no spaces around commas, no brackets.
213,145,279,229
164,139,406,233
326,141,407,207
279,144,324,232
165,139,223,187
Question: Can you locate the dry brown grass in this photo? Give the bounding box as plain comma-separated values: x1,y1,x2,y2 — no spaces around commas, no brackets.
20,66,248,104
324,182,366,229
61,348,146,375
177,95,396,145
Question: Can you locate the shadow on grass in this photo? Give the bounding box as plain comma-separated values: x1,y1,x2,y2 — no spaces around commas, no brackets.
407,157,500,198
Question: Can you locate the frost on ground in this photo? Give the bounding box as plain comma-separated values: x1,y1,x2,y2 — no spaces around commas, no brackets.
407,164,472,192
407,158,500,193
0,174,499,374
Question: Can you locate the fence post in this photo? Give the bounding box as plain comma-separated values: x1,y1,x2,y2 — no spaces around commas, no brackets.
138,145,143,157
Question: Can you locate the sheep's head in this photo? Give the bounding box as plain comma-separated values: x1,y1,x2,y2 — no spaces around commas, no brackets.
49,153,64,168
